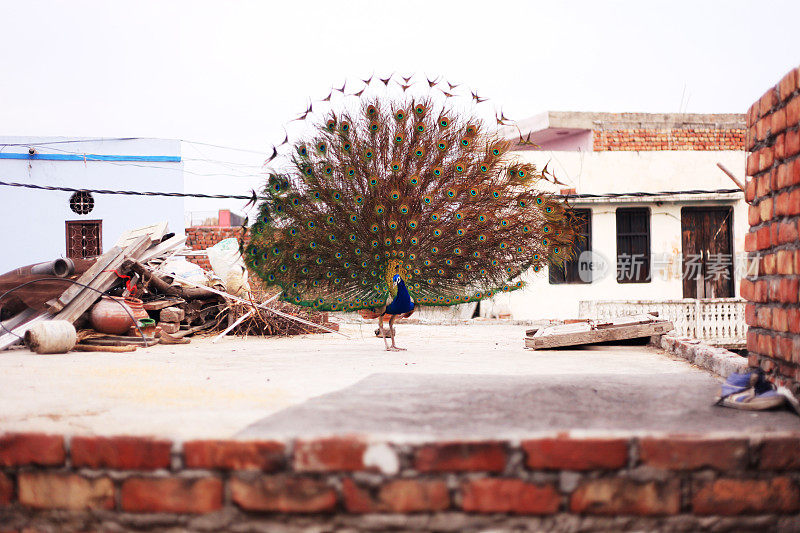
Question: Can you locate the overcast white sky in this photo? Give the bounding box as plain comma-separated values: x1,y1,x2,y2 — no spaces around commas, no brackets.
1,0,798,214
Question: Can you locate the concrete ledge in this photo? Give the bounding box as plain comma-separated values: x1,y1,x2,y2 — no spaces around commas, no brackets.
2,431,800,531
654,334,748,378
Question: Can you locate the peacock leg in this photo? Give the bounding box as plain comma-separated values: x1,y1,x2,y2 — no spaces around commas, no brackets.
378,314,391,351
387,314,406,351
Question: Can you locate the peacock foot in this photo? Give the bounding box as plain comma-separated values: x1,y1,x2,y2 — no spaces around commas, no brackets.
387,346,407,351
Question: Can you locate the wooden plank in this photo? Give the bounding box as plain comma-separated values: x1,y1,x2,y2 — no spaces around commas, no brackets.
54,236,152,323
0,311,51,350
114,222,168,248
48,246,124,313
138,235,186,264
525,320,674,349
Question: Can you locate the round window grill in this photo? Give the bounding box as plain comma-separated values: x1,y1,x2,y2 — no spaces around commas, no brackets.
69,191,94,215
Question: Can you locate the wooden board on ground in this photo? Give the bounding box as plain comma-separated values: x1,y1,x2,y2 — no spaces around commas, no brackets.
52,236,152,323
525,313,674,350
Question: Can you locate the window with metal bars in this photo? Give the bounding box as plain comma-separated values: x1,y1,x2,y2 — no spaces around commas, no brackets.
549,209,591,284
616,208,650,283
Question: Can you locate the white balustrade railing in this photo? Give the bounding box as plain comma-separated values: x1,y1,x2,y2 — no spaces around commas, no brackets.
578,299,746,346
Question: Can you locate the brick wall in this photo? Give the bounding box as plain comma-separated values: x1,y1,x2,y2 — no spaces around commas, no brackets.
742,65,800,396
593,128,745,151
184,226,244,271
1,432,799,530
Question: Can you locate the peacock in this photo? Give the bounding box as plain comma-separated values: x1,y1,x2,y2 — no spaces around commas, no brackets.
244,77,579,350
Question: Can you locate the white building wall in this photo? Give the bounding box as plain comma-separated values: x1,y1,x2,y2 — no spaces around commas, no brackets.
487,150,748,320
0,137,184,273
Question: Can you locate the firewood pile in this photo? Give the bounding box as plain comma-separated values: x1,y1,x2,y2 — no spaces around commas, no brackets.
0,222,338,353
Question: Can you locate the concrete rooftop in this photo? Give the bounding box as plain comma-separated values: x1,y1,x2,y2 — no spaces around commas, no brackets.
0,324,797,441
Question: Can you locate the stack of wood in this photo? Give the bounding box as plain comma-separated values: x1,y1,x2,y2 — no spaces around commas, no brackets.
0,223,340,353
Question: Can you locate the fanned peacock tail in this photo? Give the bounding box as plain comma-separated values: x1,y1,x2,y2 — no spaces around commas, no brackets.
245,90,579,312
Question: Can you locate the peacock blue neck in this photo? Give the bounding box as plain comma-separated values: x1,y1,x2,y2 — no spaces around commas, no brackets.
385,278,414,315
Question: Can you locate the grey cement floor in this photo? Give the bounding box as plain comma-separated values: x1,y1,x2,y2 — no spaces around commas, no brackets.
0,323,797,440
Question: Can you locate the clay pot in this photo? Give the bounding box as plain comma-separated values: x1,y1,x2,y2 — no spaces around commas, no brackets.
89,296,149,335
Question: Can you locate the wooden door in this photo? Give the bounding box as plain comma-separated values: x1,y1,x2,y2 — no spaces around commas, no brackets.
681,207,733,298
66,220,102,259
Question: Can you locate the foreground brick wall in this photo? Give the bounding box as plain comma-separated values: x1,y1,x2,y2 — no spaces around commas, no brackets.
742,65,800,395
1,432,799,530
593,128,745,151
184,226,244,271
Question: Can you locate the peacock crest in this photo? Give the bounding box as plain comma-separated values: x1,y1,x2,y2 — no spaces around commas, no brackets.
245,78,578,312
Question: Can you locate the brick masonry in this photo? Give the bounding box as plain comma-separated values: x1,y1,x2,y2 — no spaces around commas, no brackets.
593,128,745,151
184,226,244,271
1,432,800,530
743,64,800,396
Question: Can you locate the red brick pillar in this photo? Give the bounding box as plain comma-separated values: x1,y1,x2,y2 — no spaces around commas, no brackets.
743,65,800,395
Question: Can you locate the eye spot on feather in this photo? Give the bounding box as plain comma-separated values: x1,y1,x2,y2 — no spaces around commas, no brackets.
416,124,425,133
326,119,336,132
445,259,453,266
369,178,378,186
410,236,419,243
388,221,398,230
423,196,432,204
433,167,442,177
431,213,440,222
433,229,441,237
340,122,350,134
400,205,409,214
414,104,426,116
366,105,377,116
391,162,400,172
343,142,352,152
375,205,385,215
414,148,424,158
355,195,364,204
298,145,308,156
371,224,379,232
473,251,481,258
394,134,404,144
409,175,419,185
395,111,405,121
317,142,327,153
461,139,469,147
369,121,379,132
